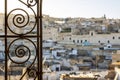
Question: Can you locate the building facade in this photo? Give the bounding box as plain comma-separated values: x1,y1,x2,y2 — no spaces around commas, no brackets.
43,27,59,41
61,31,120,45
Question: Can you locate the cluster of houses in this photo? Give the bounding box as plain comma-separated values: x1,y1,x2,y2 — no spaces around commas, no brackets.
42,14,120,46
0,13,119,79
43,40,113,72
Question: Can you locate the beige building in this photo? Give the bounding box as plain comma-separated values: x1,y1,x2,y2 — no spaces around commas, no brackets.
61,31,120,45
43,27,59,41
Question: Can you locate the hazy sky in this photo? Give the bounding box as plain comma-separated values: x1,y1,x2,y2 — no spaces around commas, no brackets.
0,0,120,18
43,0,120,18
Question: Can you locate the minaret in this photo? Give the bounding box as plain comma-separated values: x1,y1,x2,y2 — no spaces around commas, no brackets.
104,14,106,19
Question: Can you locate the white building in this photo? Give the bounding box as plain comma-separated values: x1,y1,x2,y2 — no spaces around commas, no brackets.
50,63,61,71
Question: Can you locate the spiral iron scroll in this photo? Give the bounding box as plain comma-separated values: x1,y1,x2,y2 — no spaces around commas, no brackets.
8,38,36,65
27,0,37,7
7,8,36,35
6,0,38,79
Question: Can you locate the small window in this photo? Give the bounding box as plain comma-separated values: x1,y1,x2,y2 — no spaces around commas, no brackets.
85,40,87,42
69,37,71,40
73,40,75,43
113,36,115,39
77,40,79,43
108,40,110,43
119,37,120,39
98,41,100,43
91,32,93,36
81,40,83,43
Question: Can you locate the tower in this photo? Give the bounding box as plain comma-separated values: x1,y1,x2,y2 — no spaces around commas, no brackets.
104,14,106,19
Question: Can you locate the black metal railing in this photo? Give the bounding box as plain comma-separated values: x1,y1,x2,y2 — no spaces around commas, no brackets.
1,0,43,80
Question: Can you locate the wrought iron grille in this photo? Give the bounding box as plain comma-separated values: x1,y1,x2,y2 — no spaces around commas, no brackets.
0,0,42,80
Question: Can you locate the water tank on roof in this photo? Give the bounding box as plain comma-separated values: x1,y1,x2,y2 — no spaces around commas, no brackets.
72,49,77,55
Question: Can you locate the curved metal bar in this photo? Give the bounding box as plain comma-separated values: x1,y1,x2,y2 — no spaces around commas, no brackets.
19,0,37,7
27,0,37,7
7,8,37,35
8,38,37,65
3,0,42,79
15,45,29,58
